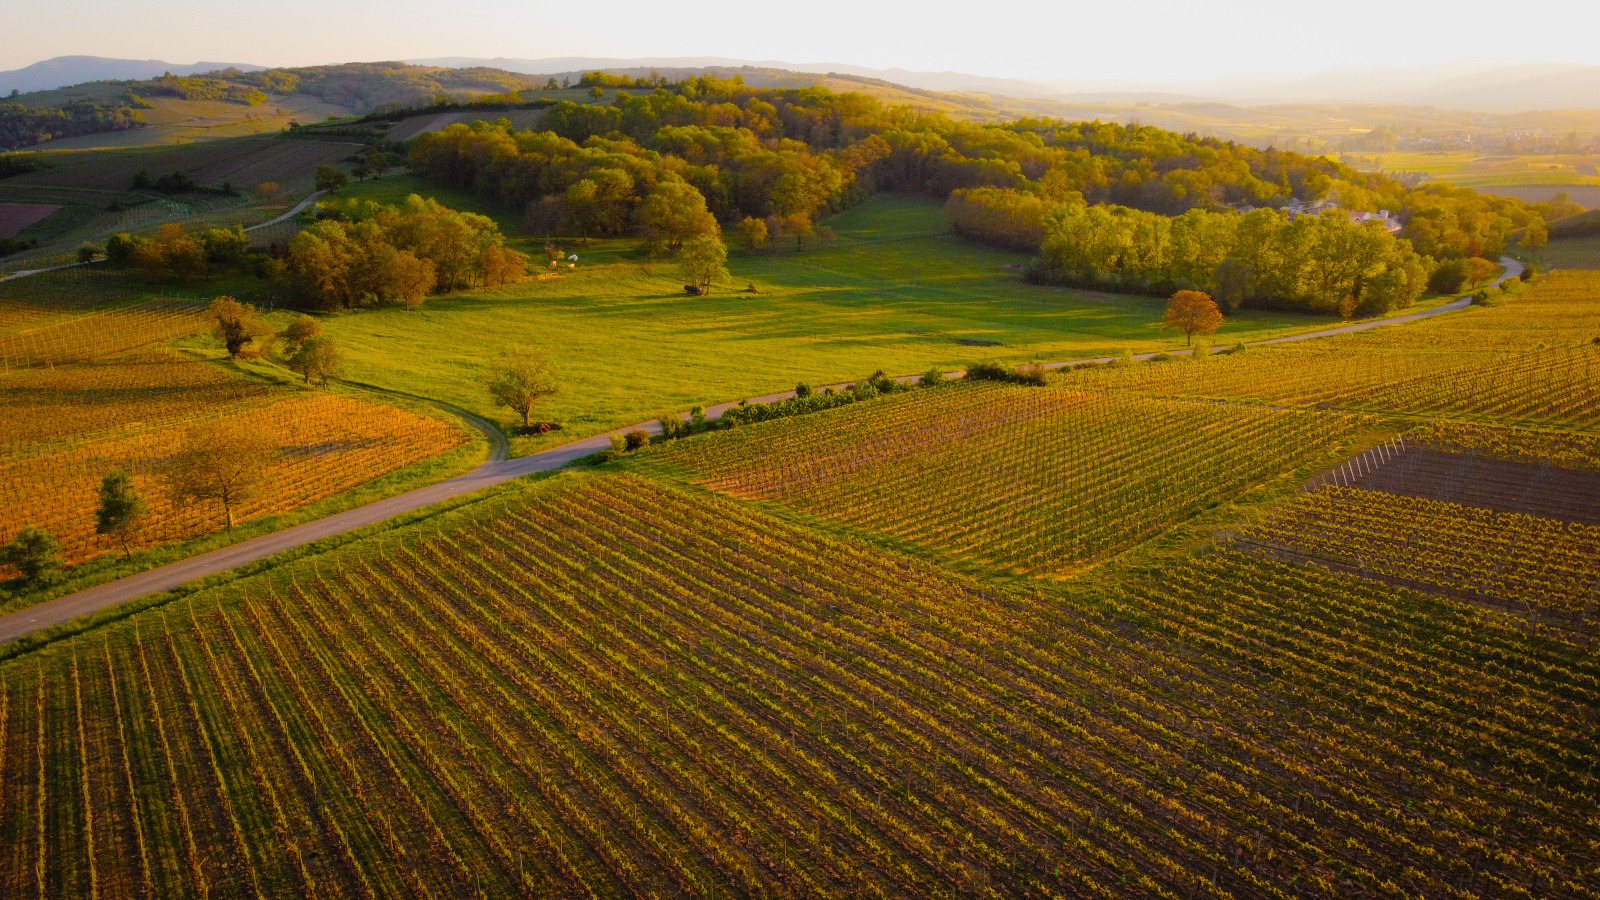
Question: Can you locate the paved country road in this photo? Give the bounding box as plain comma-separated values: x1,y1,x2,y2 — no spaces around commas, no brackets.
0,257,1525,643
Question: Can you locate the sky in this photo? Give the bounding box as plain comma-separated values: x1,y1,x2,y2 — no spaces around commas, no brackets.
3,0,1598,83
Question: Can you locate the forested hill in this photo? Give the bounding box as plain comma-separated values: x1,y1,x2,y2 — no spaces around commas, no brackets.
408,76,1572,315
0,62,549,149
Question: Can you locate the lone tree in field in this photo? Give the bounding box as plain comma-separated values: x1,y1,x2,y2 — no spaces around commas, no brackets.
314,165,348,194
485,349,560,429
678,234,729,295
95,469,147,558
1,526,62,581
278,314,321,356
163,423,277,530
1162,290,1224,347
210,296,274,358
287,336,342,385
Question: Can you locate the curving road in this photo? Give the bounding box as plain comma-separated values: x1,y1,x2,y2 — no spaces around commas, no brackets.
0,257,1524,642
0,191,324,284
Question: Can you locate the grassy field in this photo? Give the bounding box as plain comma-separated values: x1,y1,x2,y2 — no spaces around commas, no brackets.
319,186,1400,453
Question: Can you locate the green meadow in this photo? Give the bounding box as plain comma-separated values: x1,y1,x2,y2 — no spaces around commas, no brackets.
318,183,1340,453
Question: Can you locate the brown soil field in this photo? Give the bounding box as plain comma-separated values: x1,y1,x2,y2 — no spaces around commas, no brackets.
0,203,60,239
1342,446,1600,524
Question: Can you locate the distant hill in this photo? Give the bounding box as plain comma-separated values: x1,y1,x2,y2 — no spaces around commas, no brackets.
406,56,1066,99
1042,62,1600,112
0,56,263,95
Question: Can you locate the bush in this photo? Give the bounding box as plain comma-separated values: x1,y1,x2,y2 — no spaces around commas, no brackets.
1470,290,1492,306
690,405,706,429
964,360,1013,382
866,369,898,394
1521,263,1537,282
1149,352,1174,362
623,429,650,451
609,433,627,452
1118,349,1135,367
795,382,812,398
919,367,946,387
1427,258,1471,295
1,526,61,581
658,416,693,440
1014,363,1048,386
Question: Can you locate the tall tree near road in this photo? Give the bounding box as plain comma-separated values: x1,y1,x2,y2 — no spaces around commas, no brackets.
1162,290,1223,347
485,348,560,429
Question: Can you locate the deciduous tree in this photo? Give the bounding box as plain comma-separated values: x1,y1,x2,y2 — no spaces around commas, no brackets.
162,423,276,529
1,526,61,581
678,234,729,294
279,314,321,355
209,296,274,358
1162,290,1223,346
287,336,342,385
314,164,348,193
485,348,560,429
95,469,147,558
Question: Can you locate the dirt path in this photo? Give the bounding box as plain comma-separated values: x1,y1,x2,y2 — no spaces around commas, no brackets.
0,258,1526,642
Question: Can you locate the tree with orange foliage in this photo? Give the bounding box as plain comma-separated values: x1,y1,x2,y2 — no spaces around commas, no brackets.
1162,290,1223,347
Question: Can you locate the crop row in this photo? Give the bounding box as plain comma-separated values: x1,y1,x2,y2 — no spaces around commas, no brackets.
1241,485,1600,616
657,384,1366,575
0,300,212,370
0,348,270,449
4,473,1593,898
1055,271,1600,427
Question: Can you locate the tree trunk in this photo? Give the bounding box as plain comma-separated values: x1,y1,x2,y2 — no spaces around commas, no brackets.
522,408,531,428
223,501,235,530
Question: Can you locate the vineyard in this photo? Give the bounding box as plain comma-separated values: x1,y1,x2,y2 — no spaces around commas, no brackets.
0,347,464,572
655,382,1368,575
1054,271,1600,427
0,393,463,569
1409,419,1600,469
1239,484,1600,620
7,136,364,194
0,299,212,370
0,474,1593,898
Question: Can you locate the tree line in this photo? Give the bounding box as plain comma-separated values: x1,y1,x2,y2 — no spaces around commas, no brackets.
402,79,1566,315
274,195,528,310
1028,201,1429,316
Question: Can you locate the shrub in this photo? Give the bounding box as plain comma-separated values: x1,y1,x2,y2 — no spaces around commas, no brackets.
866,369,898,394
1149,352,1174,362
795,382,813,398
1015,363,1048,386
690,405,706,429
609,433,627,452
964,361,1012,382
919,367,946,387
658,416,693,440
1118,349,1135,367
1,526,62,581
1520,263,1537,282
624,429,650,451
1427,258,1471,295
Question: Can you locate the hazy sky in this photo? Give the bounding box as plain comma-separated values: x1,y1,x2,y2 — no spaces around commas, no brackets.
3,0,1597,82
